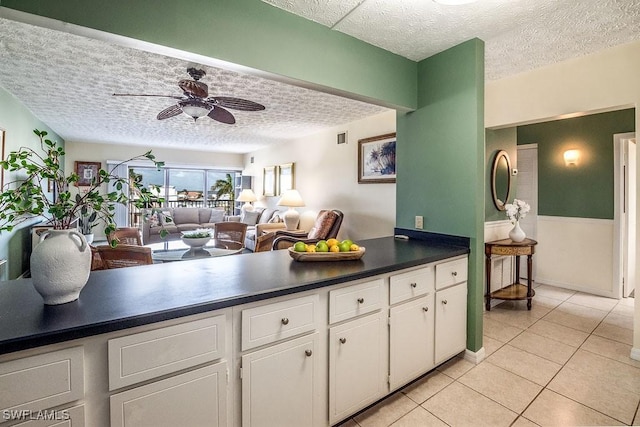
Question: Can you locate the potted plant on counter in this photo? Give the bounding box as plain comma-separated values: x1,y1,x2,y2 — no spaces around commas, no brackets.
78,206,98,244
0,129,166,305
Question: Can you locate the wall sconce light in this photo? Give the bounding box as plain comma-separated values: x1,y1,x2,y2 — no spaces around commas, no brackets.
564,149,580,166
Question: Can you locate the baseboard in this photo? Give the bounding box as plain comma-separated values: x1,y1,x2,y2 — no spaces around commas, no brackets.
631,347,640,362
464,347,485,364
535,277,616,299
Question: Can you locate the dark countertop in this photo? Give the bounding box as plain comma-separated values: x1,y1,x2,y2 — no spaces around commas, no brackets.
0,236,469,355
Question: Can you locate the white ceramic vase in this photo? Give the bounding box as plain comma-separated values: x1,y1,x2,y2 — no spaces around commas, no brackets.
30,229,91,305
509,220,526,242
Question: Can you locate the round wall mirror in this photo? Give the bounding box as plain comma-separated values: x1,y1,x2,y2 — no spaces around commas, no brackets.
491,150,512,211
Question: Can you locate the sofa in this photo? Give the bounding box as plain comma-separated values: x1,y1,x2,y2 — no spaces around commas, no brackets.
141,207,239,244
140,206,287,248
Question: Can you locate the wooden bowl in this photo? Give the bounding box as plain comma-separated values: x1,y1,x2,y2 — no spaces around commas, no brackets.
288,247,365,262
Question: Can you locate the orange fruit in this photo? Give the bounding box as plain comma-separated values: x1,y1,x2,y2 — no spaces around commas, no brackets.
329,245,340,253
306,244,317,253
326,238,339,247
349,244,360,251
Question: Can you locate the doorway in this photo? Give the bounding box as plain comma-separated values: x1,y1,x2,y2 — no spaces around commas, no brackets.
516,144,538,280
614,132,636,298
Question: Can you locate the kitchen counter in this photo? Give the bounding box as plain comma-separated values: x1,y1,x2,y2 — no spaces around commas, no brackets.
0,236,469,355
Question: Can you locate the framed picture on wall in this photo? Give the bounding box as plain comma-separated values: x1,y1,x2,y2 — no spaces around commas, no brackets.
263,166,276,196
358,132,396,184
74,161,101,187
277,162,294,195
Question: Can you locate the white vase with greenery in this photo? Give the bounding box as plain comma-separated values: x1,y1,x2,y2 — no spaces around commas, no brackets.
0,129,166,304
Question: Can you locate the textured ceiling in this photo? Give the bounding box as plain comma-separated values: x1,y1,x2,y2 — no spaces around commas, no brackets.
263,0,640,80
1,1,640,153
0,17,389,153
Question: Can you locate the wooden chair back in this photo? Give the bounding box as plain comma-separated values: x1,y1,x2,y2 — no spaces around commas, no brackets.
214,222,248,248
108,227,143,246
96,244,153,269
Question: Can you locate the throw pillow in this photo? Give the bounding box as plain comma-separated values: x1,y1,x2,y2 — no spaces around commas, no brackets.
268,214,282,223
209,209,226,223
307,210,339,239
158,210,173,225
241,210,261,226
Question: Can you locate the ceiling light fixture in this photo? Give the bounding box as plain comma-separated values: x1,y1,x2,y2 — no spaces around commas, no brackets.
433,0,478,5
179,99,212,121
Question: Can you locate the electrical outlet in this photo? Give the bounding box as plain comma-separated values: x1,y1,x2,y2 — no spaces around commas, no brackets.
415,215,423,229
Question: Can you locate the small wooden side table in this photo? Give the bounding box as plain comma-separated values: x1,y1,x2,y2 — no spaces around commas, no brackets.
485,238,538,311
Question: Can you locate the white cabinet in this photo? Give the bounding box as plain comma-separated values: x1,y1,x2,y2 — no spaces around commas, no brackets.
389,295,434,390
241,333,319,427
107,314,229,427
329,311,386,425
0,347,84,420
328,280,386,425
240,294,320,427
110,363,227,427
434,257,468,365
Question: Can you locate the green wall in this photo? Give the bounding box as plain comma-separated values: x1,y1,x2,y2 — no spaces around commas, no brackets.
517,108,635,219
0,0,417,111
396,39,485,352
485,127,517,221
0,87,63,279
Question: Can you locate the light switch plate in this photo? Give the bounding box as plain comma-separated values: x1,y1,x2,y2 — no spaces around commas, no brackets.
415,216,423,229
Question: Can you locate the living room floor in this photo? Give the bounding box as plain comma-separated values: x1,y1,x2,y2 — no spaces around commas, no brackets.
338,284,639,427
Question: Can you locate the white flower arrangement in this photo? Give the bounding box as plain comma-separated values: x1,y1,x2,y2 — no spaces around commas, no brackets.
182,228,213,238
505,199,530,223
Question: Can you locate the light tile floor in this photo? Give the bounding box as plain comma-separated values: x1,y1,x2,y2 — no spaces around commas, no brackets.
338,284,639,427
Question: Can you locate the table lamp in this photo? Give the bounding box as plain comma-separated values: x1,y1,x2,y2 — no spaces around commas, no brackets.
277,189,305,230
237,189,257,212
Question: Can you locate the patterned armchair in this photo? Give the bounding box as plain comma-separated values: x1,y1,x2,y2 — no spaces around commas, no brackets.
272,210,343,250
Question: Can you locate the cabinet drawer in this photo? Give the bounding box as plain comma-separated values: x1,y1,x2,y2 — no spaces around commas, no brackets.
241,294,318,351
389,266,434,305
0,347,84,416
435,257,468,290
329,279,382,324
108,315,226,391
13,404,85,427
110,362,227,427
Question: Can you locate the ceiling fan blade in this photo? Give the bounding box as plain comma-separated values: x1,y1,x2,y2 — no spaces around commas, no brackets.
208,106,236,124
210,96,265,111
113,93,184,100
157,104,183,120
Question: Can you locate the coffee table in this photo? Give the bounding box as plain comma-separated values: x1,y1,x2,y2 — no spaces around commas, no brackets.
149,239,243,262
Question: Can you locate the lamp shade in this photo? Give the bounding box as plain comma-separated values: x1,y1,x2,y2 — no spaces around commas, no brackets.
277,189,305,207
237,189,257,202
564,149,580,166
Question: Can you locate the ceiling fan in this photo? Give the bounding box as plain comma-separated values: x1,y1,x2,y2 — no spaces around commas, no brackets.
113,67,265,124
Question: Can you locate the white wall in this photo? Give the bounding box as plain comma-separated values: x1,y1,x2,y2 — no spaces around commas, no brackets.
485,39,640,356
64,140,244,171
243,110,396,241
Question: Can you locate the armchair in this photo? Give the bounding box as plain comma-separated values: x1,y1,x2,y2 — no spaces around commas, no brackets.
272,209,343,250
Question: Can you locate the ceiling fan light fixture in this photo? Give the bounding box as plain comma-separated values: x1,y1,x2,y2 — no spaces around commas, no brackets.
433,0,478,5
179,99,212,120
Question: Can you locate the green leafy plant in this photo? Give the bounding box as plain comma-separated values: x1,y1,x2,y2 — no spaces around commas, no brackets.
181,228,213,238
0,129,166,246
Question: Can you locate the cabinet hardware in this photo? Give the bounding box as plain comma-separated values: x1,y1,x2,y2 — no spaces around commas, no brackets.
281,318,289,325
339,337,347,344
442,300,448,305
305,350,313,357
410,283,417,288
357,298,364,304
451,271,458,276
423,307,429,312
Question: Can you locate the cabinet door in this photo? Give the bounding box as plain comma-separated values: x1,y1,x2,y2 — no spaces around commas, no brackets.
389,295,434,390
110,362,227,427
329,312,386,425
241,333,319,427
434,283,468,364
